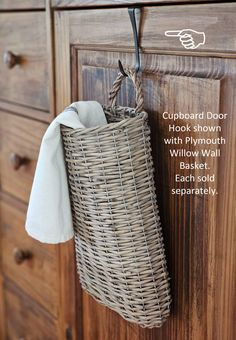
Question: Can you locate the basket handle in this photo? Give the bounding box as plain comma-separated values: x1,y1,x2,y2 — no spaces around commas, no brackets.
108,69,144,112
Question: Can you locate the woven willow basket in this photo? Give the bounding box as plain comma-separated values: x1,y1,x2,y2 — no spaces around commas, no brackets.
61,69,171,328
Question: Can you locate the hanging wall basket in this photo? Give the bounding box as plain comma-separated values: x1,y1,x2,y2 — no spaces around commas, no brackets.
61,69,171,328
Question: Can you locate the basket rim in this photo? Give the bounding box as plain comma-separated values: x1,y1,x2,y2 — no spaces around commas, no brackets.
61,105,148,134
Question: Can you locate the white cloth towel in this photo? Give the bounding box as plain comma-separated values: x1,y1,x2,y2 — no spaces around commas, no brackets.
25,101,107,244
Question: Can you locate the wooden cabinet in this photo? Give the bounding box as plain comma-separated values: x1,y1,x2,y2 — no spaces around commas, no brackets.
0,1,235,340
55,4,236,340
0,4,76,340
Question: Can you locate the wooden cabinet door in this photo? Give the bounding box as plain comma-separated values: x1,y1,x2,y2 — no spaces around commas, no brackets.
55,5,236,340
3,279,59,340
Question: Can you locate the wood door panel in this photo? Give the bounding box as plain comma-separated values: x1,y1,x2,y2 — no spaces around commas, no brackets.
76,63,136,108
82,292,128,340
55,9,236,340
4,279,58,340
74,52,233,340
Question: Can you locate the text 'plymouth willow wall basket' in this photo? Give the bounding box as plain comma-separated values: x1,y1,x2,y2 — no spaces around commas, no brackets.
61,69,171,328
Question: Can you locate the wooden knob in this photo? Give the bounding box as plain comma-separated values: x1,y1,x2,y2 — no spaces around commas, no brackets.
13,248,32,265
3,51,20,69
9,153,28,170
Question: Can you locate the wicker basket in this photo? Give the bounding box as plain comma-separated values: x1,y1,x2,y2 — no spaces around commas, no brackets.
61,69,171,328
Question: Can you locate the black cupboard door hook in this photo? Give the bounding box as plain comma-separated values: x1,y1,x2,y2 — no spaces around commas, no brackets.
118,60,128,77
128,7,141,73
118,7,141,76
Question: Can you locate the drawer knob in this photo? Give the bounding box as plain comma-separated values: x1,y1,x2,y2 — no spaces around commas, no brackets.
3,51,20,69
13,248,32,265
9,153,28,170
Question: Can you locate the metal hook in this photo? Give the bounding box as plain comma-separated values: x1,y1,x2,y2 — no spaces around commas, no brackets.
128,7,141,73
118,59,128,77
118,7,141,76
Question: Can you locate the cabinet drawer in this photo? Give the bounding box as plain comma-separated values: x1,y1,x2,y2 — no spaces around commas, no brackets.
0,196,60,317
0,12,49,112
0,111,47,203
4,279,58,339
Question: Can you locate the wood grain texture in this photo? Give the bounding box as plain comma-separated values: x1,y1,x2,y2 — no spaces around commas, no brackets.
55,4,236,60
0,195,60,317
0,0,45,9
52,0,217,8
0,4,76,340
0,111,48,203
55,9,236,340
82,292,128,340
0,274,5,339
0,12,49,113
4,279,58,340
0,197,5,339
46,0,57,118
54,10,78,339
0,100,52,123
142,5,236,54
57,239,78,340
55,10,71,113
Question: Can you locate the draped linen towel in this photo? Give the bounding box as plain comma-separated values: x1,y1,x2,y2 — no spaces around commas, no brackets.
25,101,107,243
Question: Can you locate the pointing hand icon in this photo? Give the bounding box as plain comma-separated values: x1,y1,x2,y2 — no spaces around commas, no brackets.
165,29,206,49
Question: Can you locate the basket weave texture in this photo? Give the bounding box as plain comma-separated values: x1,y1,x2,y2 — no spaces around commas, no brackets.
61,69,171,328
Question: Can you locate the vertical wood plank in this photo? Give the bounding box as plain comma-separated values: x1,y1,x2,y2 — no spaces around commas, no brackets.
53,8,79,340
57,240,78,340
46,0,56,118
55,11,71,113
0,274,6,339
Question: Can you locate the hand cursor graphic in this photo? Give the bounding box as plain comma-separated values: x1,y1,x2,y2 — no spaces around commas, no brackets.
165,29,206,49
